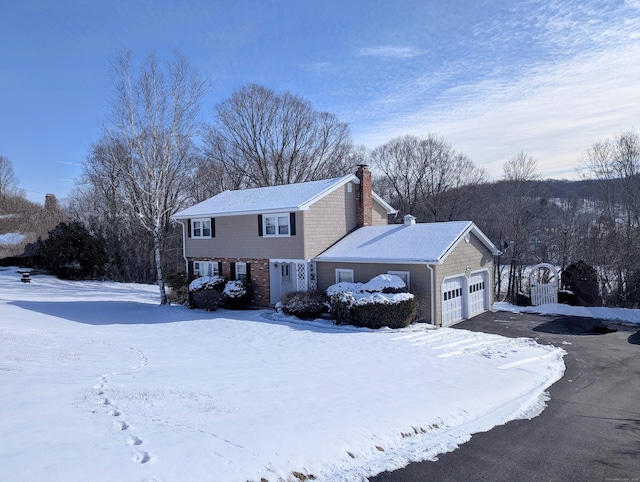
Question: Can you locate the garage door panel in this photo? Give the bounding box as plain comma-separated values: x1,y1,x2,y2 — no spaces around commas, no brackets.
468,273,487,317
442,277,464,326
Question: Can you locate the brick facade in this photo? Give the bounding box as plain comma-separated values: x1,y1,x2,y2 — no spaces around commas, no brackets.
356,165,373,227
189,257,271,307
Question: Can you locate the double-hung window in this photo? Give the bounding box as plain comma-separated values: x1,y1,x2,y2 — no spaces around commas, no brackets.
194,261,218,277
335,269,354,284
236,262,247,281
388,271,410,290
191,219,212,238
264,213,290,236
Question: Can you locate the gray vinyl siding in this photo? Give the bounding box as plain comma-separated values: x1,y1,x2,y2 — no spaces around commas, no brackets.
316,261,433,322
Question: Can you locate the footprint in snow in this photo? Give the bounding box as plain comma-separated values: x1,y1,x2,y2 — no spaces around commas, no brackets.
127,435,143,446
114,421,129,431
133,451,151,464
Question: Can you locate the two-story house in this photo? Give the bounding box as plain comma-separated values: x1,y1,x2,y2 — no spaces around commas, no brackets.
172,165,500,326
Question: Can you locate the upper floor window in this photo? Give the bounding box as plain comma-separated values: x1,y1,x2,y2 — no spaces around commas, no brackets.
191,219,212,238
264,213,290,237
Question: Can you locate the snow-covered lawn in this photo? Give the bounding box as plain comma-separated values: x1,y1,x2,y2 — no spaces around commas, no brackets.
0,269,565,482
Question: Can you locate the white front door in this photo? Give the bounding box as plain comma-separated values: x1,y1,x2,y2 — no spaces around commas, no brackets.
280,263,293,296
442,277,464,326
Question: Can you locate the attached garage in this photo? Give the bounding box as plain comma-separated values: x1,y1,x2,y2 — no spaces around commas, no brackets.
315,215,500,326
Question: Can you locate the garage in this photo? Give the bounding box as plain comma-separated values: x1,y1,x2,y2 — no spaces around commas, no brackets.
442,277,464,326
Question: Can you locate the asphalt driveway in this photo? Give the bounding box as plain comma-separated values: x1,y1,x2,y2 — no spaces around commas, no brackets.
371,310,640,482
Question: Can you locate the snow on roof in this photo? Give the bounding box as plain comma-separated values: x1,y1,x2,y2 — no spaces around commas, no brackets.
316,221,497,264
173,175,356,218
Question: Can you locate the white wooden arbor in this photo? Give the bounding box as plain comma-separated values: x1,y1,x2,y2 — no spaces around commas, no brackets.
529,263,559,306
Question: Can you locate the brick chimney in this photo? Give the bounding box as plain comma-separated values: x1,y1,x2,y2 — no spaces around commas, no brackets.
356,164,372,227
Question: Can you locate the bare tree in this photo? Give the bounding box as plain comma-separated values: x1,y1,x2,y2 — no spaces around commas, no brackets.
0,155,22,199
579,129,640,306
370,134,487,222
204,83,353,188
500,152,541,302
103,51,207,304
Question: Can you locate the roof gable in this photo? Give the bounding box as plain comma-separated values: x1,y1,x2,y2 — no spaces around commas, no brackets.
315,221,499,264
173,174,396,218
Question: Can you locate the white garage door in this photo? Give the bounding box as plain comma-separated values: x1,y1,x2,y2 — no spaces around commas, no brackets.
468,272,487,317
442,277,464,326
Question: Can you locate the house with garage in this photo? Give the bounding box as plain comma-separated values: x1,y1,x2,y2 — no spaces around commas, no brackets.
172,165,500,326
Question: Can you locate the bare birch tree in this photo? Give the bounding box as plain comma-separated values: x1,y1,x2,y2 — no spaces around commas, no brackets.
104,51,207,304
204,83,353,188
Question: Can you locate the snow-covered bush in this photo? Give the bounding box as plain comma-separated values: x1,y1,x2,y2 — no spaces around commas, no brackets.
188,275,226,311
326,274,407,298
327,274,416,329
189,275,226,293
222,280,250,309
280,290,328,319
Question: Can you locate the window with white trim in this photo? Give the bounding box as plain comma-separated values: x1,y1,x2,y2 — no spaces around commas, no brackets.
194,261,218,277
388,270,410,290
191,219,212,238
335,269,354,284
236,262,247,281
264,213,290,236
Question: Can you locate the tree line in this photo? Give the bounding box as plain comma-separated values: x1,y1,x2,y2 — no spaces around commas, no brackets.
2,51,639,307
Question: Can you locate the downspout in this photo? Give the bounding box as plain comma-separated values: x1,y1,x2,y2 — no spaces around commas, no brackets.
180,220,188,273
427,264,435,325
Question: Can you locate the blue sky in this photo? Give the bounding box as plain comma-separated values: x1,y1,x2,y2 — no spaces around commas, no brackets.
2,0,639,203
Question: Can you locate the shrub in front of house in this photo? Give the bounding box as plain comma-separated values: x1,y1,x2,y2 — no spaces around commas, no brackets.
222,279,251,309
165,272,196,305
188,275,226,311
327,274,416,329
280,290,328,319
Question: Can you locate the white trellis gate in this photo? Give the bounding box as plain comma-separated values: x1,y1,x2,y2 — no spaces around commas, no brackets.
529,263,558,306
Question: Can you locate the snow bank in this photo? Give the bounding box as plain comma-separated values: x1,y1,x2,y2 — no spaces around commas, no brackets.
0,232,24,245
495,301,640,325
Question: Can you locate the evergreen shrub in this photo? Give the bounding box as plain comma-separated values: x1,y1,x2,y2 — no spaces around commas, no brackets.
280,290,328,319
188,275,226,311
223,280,251,309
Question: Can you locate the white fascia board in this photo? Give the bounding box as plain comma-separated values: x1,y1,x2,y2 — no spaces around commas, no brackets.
298,174,358,210
372,192,398,214
314,257,440,265
437,223,500,263
172,206,308,220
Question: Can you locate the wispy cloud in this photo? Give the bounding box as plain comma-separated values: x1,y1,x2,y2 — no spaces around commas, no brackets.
352,0,640,180
355,46,421,59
